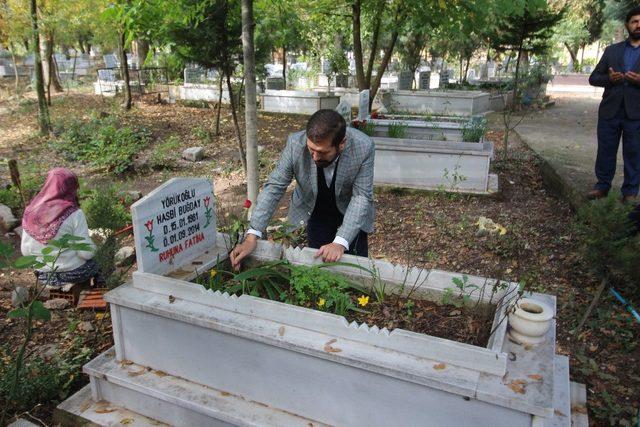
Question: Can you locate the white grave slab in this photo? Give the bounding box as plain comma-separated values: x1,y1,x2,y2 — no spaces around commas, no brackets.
131,178,216,276
335,100,352,124
358,89,370,120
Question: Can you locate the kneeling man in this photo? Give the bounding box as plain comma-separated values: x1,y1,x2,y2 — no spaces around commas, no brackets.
230,109,375,269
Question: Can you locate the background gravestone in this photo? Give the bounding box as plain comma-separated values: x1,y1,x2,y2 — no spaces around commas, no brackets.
335,100,352,124
439,70,450,89
184,67,206,84
266,77,285,90
335,74,348,88
358,89,370,120
131,178,217,276
398,70,414,90
419,71,431,90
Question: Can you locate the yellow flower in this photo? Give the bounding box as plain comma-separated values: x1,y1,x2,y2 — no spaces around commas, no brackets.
357,295,369,307
318,298,326,307
210,270,217,278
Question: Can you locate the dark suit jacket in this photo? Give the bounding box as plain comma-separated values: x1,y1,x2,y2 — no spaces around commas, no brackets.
589,40,640,120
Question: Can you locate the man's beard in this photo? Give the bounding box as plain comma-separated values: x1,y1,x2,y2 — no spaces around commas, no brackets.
314,159,333,168
628,28,640,40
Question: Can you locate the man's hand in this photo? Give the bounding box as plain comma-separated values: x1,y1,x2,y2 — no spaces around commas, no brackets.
625,71,640,85
609,67,624,83
230,234,258,271
314,243,346,263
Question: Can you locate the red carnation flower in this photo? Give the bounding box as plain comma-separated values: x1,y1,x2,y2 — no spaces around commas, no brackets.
204,196,211,207
243,199,252,209
145,219,154,232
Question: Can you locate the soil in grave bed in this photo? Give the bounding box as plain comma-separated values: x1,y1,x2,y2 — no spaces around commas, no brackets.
193,259,496,348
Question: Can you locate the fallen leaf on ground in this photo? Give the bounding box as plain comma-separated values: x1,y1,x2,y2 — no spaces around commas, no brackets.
220,391,230,396
120,418,134,424
127,367,147,377
168,295,175,303
95,408,117,414
571,405,588,414
278,326,285,336
554,409,566,417
527,374,543,381
120,359,134,366
323,338,342,353
507,381,526,394
433,363,446,370
154,370,167,377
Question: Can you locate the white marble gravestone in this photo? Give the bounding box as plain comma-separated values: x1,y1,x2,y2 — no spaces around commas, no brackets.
335,100,352,124
130,178,217,276
358,89,370,120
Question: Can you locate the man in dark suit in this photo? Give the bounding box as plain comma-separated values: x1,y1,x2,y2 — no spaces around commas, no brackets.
588,7,640,202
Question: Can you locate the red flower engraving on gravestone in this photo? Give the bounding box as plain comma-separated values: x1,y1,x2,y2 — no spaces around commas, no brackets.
243,199,252,209
203,195,213,228
143,219,159,252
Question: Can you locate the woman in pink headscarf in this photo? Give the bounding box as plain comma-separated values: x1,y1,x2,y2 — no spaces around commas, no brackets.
21,168,103,287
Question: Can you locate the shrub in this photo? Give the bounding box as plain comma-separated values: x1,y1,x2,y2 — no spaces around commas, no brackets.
0,339,93,419
148,135,182,170
81,185,131,234
0,166,46,215
51,116,150,174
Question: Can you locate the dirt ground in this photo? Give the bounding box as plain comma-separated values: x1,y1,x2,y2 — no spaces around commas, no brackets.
0,86,638,426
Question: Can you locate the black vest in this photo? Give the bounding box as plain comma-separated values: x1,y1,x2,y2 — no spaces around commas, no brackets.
306,159,343,247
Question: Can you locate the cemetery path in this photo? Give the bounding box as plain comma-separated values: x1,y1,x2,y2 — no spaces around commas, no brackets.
511,93,624,208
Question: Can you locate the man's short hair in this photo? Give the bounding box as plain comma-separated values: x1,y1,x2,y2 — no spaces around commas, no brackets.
306,109,346,148
626,6,640,22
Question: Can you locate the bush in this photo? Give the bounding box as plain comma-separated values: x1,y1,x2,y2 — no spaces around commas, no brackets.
0,166,46,215
81,185,131,234
576,194,640,300
148,135,182,170
0,339,93,419
51,116,150,174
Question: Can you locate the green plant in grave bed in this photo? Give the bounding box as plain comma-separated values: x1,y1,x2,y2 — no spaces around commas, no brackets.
441,275,479,308
387,121,407,139
202,260,372,316
461,117,487,143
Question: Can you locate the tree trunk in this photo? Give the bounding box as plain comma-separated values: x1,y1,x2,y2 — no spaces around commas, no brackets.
44,34,63,93
564,42,579,69
352,0,365,90
463,57,471,84
370,29,400,108
242,0,259,206
132,39,150,69
365,2,384,87
118,31,132,110
226,73,247,172
281,47,287,89
9,43,20,96
215,72,223,136
459,58,464,84
29,0,50,134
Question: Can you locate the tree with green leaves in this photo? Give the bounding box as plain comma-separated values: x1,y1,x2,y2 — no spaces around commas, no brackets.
169,0,247,171
553,0,605,70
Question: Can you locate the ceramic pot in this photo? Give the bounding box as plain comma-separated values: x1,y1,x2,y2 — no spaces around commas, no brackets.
508,298,553,345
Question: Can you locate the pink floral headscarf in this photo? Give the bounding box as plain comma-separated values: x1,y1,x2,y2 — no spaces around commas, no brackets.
22,168,80,244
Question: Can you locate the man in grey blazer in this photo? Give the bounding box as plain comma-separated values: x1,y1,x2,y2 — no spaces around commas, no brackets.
230,109,375,269
588,6,640,202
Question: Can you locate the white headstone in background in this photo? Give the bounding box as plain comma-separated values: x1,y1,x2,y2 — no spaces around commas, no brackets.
358,89,370,120
335,100,352,124
131,178,217,276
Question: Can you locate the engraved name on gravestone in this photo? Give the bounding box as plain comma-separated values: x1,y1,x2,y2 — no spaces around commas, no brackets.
358,89,370,120
335,100,352,124
131,178,217,275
